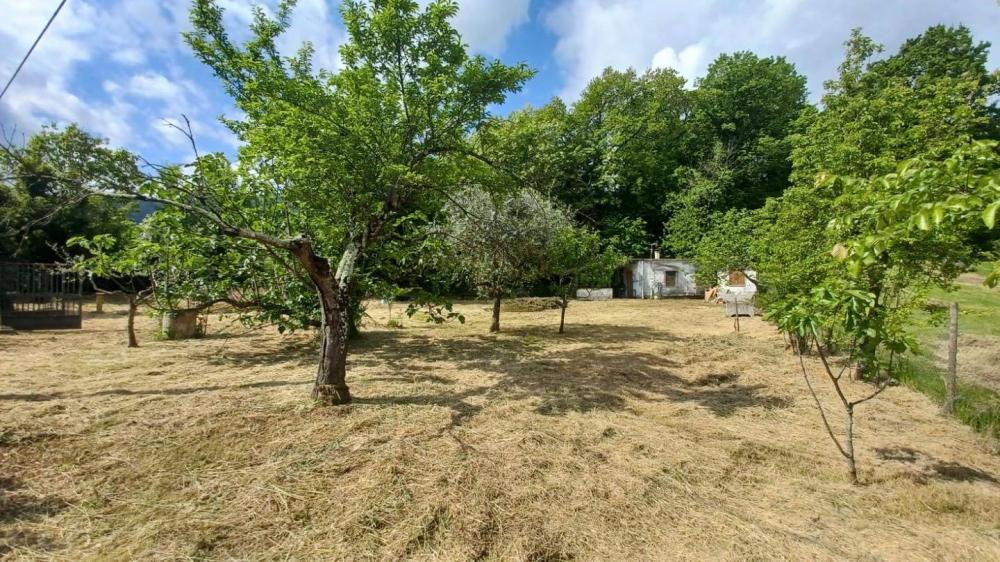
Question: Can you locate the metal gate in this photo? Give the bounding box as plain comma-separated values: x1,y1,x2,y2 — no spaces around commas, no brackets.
0,263,82,330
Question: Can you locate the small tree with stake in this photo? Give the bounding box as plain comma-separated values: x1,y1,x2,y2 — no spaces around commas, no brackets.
546,226,625,333
769,282,907,484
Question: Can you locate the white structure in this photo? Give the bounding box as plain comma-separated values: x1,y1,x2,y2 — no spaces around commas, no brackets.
576,288,613,301
617,259,700,298
717,269,758,301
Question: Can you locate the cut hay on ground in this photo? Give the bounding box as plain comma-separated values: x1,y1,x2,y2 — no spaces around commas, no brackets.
2,299,999,560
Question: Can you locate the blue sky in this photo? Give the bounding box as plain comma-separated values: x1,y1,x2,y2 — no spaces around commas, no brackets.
2,0,998,167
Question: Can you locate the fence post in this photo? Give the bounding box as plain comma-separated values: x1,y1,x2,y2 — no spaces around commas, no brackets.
942,302,958,415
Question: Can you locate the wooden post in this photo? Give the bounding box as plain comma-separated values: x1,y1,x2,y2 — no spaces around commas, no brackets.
942,302,958,415
95,293,105,313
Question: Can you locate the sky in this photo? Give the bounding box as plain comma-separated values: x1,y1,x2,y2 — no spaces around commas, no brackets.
1,0,998,166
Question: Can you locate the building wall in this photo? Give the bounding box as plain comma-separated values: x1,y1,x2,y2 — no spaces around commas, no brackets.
625,259,700,298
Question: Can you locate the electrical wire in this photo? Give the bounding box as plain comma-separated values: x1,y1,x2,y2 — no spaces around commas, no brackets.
0,0,69,101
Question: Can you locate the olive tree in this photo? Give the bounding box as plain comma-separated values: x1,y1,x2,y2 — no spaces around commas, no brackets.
441,187,568,332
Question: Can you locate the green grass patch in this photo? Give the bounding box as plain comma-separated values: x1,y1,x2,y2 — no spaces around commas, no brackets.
900,264,1000,439
896,353,1000,440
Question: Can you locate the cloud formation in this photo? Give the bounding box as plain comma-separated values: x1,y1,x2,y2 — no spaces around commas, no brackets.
545,0,1000,100
1,0,997,166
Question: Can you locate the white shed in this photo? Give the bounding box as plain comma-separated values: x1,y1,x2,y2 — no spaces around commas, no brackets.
616,259,701,298
717,269,758,300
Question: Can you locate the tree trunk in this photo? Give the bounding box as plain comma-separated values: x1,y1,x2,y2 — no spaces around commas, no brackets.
285,238,356,404
852,338,878,381
95,293,105,313
312,285,352,404
943,302,959,415
845,405,857,484
558,294,567,334
490,294,501,333
127,294,139,348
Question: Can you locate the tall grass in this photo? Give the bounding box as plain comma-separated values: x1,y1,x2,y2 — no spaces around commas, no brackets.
897,264,1000,439
897,352,1000,440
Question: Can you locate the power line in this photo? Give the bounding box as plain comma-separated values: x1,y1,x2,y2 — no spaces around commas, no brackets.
0,0,68,101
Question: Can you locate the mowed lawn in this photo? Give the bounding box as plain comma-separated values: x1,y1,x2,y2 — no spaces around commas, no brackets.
2,298,999,560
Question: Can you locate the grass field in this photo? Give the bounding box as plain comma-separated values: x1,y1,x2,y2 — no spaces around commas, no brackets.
903,268,1000,438
2,298,1000,560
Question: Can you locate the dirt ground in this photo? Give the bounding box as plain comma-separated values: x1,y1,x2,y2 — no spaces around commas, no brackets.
2,298,999,560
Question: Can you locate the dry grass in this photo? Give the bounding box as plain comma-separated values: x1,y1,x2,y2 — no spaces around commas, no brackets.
2,298,1000,560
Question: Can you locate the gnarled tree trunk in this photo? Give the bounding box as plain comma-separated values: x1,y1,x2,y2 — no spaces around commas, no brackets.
291,239,356,404
313,285,352,404
490,294,501,333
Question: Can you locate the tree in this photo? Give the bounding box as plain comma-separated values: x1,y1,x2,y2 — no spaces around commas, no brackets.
82,0,531,403
757,25,996,376
766,141,999,484
0,125,139,262
692,209,758,289
768,282,904,484
440,187,569,332
545,226,624,333
564,68,691,241
67,205,289,347
662,52,806,256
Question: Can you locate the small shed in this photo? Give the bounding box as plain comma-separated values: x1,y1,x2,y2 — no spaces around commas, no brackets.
717,269,758,316
717,269,758,300
614,259,701,298
0,263,83,330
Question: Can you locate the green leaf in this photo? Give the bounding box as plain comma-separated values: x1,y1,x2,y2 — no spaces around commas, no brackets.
983,201,1000,229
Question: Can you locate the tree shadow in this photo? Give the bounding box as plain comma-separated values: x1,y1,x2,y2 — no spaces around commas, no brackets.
875,447,999,484
0,475,66,555
199,338,317,369
350,324,791,425
5,320,790,428
0,380,311,403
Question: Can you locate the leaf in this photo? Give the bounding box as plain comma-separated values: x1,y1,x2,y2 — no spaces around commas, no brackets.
983,201,1000,229
915,211,931,231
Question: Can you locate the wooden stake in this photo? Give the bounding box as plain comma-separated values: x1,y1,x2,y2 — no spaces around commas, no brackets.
943,302,958,415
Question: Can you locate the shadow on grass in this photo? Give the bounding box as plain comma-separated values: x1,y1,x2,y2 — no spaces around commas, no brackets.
0,475,66,555
4,320,791,427
0,380,311,402
350,323,790,426
875,446,999,484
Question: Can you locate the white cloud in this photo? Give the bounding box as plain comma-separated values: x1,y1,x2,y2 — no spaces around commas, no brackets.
545,0,1000,101
651,44,706,85
452,0,531,55
279,0,346,71
417,0,531,56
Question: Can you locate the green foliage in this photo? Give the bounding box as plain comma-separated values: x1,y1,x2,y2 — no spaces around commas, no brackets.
832,140,998,285
604,217,651,258
546,226,626,298
754,25,998,391
0,125,140,262
441,187,570,299
693,209,757,288
662,52,807,255
155,0,533,341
